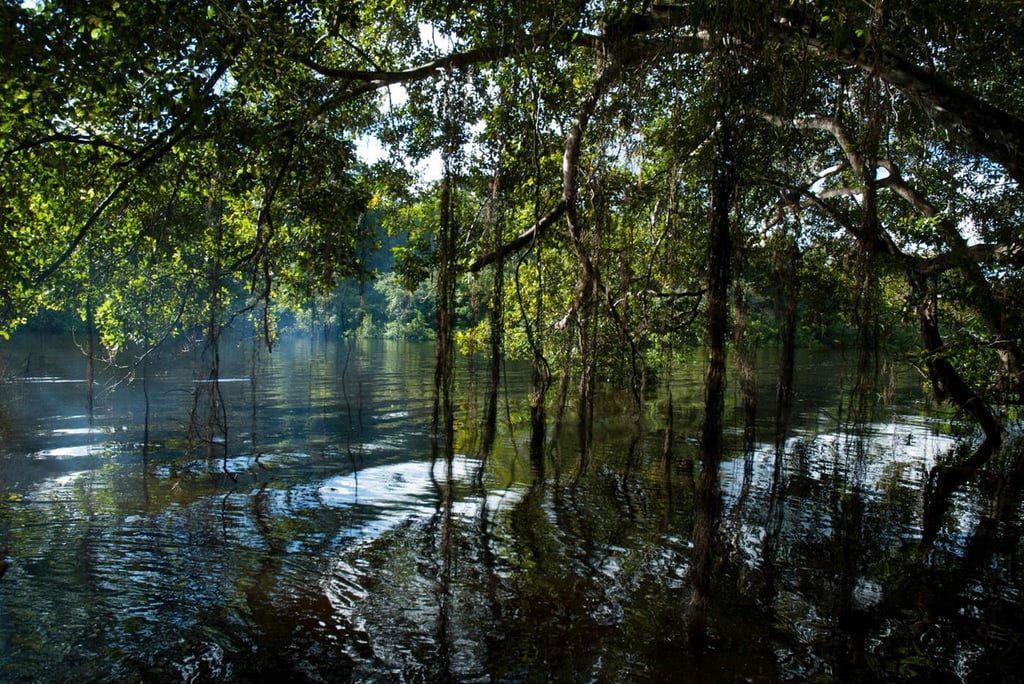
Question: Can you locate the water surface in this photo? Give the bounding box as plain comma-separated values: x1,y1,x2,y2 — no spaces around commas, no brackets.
0,334,1020,682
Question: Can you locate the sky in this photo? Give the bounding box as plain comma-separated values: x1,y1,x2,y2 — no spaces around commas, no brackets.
354,85,444,186
353,23,452,185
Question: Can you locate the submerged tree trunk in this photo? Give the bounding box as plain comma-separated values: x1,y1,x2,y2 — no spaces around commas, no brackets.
733,238,757,453
529,362,548,476
847,251,881,426
515,207,550,477
433,72,462,456
188,191,229,470
433,168,457,452
526,248,551,477
732,279,757,511
915,275,1004,545
662,388,675,468
689,117,736,647
568,213,598,463
84,291,96,417
774,230,800,446
482,170,504,457
142,353,151,460
561,63,617,463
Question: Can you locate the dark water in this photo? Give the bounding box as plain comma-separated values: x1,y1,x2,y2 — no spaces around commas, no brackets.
0,334,1021,682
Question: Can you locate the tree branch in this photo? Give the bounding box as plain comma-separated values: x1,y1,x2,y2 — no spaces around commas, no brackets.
313,8,1024,186
30,56,239,286
301,30,603,89
468,200,567,272
770,14,1024,185
32,176,133,285
471,54,623,272
4,133,135,160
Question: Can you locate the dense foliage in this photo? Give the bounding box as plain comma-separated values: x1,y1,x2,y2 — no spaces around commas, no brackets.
2,1,1022,431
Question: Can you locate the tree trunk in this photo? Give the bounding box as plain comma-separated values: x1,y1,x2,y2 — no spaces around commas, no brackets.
774,231,799,446
733,239,757,452
689,117,736,646
916,278,1002,444
483,182,504,457
433,170,457,451
85,291,95,417
915,275,1004,545
142,352,154,460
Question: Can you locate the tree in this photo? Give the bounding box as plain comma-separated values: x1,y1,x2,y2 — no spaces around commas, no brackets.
2,0,1022,463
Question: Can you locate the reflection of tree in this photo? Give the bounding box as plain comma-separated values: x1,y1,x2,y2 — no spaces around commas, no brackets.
854,445,1024,680
760,445,786,629
427,435,458,682
829,489,871,676
7,331,1023,680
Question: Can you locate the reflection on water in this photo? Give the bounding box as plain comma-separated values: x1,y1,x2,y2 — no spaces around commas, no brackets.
0,334,1021,681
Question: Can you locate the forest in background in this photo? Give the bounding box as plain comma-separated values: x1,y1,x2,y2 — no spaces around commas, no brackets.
2,1,1023,466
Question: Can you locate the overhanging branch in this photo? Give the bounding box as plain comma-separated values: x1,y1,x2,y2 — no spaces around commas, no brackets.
769,12,1024,185
469,200,567,272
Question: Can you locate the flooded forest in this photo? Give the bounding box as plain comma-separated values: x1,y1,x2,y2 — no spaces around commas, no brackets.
2,2,1024,681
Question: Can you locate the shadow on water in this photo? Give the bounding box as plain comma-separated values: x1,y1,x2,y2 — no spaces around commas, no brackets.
0,335,1022,681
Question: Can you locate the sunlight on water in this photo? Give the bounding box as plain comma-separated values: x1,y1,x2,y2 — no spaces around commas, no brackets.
320,460,437,508
50,427,105,436
317,456,511,540
31,444,107,459
15,376,86,384
29,470,91,494
193,377,250,383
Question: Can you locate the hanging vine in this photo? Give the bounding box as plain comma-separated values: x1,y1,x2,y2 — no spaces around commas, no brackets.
431,67,461,453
